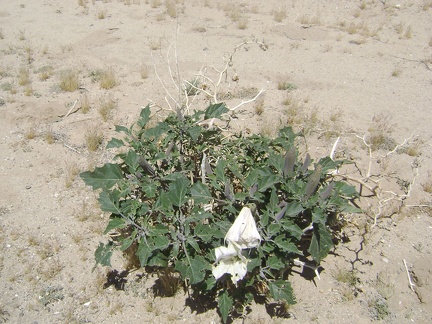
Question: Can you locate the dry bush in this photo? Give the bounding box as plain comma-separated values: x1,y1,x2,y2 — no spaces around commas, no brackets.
165,0,177,18
273,8,287,23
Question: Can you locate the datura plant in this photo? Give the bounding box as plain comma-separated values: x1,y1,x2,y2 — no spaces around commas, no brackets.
81,103,360,322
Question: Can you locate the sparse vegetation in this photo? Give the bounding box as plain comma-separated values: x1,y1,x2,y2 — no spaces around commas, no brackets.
97,10,107,19
278,80,297,91
273,7,287,23
59,69,79,92
18,67,30,86
85,126,103,151
165,0,177,18
98,95,116,121
99,67,117,89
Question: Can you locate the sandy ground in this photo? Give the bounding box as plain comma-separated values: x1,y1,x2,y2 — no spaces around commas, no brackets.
1,0,432,323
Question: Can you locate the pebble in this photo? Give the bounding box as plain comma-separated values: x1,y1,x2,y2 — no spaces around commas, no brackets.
25,185,31,189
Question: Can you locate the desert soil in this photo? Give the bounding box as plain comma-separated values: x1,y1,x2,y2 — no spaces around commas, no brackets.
1,0,432,323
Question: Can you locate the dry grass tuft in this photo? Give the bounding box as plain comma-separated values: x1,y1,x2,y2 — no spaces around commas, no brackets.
18,67,30,86
165,0,177,18
98,96,116,121
81,92,90,113
59,70,79,92
85,126,103,151
273,8,287,23
65,161,80,188
99,68,117,89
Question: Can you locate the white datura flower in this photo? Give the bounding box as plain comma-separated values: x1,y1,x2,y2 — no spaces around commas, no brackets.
212,207,262,284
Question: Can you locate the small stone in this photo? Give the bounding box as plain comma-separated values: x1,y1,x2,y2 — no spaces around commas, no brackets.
25,185,31,189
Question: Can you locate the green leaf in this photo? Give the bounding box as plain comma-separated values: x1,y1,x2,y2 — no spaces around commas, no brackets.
188,125,201,142
94,242,113,270
268,280,296,304
106,138,124,149
267,255,285,270
137,105,151,128
204,103,228,119
190,181,212,204
274,235,302,255
218,290,233,324
187,237,201,253
167,175,189,207
104,217,126,234
285,201,304,217
136,240,152,267
80,163,123,190
195,223,224,242
175,256,207,285
308,223,334,263
120,235,135,251
257,174,279,192
98,190,121,214
152,235,170,250
124,150,140,173
114,125,130,135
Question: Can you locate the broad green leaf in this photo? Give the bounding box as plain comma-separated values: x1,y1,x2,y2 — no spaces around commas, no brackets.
120,234,135,251
312,208,326,225
188,125,201,142
190,181,212,204
281,222,303,241
106,138,124,149
274,235,302,255
124,150,140,173
136,240,152,267
257,174,280,192
308,223,334,263
153,235,170,251
268,280,296,304
204,102,228,119
334,182,359,198
187,237,201,253
147,251,168,267
218,290,233,324
98,190,121,214
137,105,151,128
214,159,227,183
175,256,207,285
194,223,216,243
114,125,130,135
167,175,189,207
80,163,123,190
94,242,113,269
141,181,158,199
267,255,286,270
285,201,304,217
148,224,169,236
104,217,126,234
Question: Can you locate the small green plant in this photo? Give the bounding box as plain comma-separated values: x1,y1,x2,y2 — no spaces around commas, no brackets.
81,103,360,322
59,70,79,92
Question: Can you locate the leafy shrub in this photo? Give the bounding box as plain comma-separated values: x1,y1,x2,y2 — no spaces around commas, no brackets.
81,103,360,322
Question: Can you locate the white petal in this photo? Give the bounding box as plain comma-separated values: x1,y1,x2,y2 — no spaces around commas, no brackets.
212,256,248,284
214,244,237,263
225,207,261,249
